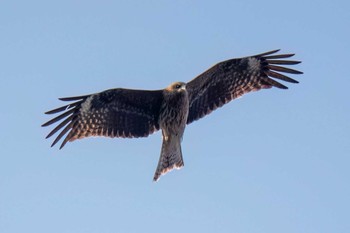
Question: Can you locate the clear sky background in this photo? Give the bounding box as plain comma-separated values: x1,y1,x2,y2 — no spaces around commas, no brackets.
1,1,349,233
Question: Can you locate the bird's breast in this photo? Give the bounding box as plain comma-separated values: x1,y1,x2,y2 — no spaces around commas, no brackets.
159,91,189,138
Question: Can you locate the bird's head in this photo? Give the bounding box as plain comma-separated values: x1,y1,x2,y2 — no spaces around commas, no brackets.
166,82,187,93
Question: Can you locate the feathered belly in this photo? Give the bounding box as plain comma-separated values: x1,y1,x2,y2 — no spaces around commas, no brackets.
159,95,189,141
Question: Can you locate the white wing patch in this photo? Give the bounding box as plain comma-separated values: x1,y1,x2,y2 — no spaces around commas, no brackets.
80,95,94,114
247,57,261,72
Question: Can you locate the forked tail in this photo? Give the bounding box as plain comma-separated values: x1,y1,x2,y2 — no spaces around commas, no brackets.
153,136,184,181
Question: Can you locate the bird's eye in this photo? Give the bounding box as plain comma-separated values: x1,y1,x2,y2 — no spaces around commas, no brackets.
175,84,182,89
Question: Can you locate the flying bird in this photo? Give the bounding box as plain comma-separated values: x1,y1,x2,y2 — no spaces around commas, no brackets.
42,49,303,181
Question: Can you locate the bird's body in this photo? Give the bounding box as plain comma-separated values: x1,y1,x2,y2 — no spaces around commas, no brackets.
42,49,303,181
156,82,189,181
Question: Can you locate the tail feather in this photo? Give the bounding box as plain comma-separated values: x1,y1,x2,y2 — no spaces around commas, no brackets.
153,136,184,181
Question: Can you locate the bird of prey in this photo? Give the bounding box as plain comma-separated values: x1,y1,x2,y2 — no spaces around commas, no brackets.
42,49,302,181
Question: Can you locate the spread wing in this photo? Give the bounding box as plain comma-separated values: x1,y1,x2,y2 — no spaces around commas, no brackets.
186,49,303,124
42,88,164,149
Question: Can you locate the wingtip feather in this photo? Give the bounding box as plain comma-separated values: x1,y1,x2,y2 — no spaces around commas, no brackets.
264,53,295,59
59,140,67,150
255,49,280,57
59,95,89,101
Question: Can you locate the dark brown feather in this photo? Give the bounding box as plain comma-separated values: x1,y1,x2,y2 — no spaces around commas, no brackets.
42,108,75,127
254,49,280,57
45,116,74,139
59,95,90,101
266,70,299,83
52,122,74,148
266,60,301,65
44,100,83,114
263,53,295,59
267,65,303,74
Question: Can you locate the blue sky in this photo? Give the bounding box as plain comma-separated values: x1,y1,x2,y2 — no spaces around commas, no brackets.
1,1,349,233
